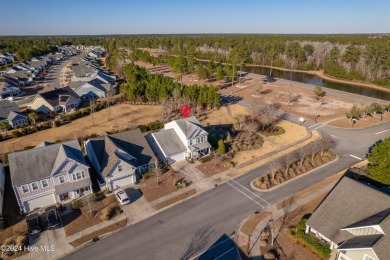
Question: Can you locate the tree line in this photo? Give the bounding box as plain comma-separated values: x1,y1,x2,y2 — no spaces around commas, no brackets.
119,62,220,108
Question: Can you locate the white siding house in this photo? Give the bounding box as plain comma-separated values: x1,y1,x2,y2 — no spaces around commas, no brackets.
146,116,211,164
9,140,92,213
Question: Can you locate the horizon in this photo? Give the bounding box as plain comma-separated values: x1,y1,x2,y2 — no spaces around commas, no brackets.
1,0,390,35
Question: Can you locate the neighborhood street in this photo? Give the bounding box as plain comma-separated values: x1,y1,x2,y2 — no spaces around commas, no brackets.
62,112,390,260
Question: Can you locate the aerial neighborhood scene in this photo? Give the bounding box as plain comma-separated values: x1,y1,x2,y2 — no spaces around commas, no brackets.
0,1,390,260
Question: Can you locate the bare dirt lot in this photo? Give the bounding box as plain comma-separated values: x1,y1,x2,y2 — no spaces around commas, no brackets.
140,170,183,203
0,104,163,154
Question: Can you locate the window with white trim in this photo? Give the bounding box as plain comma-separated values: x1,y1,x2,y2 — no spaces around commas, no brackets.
118,164,122,172
82,171,85,178
41,179,48,188
59,176,65,184
22,185,29,193
31,182,39,191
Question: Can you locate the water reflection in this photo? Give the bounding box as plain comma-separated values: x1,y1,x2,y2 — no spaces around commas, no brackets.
242,65,390,101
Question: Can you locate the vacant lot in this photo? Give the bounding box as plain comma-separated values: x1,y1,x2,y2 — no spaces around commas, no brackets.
0,104,163,154
62,193,119,237
140,170,183,203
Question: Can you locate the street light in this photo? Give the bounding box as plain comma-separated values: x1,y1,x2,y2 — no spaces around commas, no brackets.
299,117,305,126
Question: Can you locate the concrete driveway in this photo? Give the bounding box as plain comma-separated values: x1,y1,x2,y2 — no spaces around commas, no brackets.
19,218,71,260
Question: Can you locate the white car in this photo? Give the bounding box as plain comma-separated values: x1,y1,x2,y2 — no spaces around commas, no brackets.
114,189,130,205
5,96,16,101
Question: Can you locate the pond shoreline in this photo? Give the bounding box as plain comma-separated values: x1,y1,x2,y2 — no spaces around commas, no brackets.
241,63,390,94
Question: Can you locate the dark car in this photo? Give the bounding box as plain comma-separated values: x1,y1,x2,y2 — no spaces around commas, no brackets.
27,213,42,235
45,207,60,229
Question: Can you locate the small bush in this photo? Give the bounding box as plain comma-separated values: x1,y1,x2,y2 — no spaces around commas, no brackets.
199,155,212,163
142,171,154,180
41,122,50,128
11,130,21,138
137,124,149,132
100,205,119,221
52,120,60,128
71,199,83,209
148,121,164,131
292,219,331,259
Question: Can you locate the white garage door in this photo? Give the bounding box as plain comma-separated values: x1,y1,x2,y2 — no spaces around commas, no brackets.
22,194,56,213
167,152,186,164
109,175,135,191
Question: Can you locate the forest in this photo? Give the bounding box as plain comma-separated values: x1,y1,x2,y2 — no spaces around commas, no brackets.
1,34,389,86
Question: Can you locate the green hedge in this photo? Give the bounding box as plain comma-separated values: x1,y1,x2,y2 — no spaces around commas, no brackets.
292,220,331,259
199,155,212,163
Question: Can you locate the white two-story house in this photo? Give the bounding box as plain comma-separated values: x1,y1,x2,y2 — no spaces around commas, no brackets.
84,129,157,191
146,116,211,164
9,140,92,213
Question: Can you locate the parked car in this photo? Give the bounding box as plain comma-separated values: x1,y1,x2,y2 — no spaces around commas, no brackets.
45,206,60,229
5,96,16,101
114,189,130,205
27,213,42,235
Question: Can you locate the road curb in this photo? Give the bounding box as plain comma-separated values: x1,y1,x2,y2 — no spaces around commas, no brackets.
249,155,340,193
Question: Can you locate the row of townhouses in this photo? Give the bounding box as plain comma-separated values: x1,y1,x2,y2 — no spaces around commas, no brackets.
0,45,114,128
7,116,210,213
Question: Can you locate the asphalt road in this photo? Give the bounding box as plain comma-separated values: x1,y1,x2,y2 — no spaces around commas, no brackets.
62,109,390,260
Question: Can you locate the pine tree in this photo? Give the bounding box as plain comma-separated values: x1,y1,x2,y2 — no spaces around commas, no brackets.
367,137,390,185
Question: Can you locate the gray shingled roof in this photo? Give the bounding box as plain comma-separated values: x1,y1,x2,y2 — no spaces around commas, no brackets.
37,86,79,107
175,116,208,138
343,208,390,229
373,215,390,259
9,140,87,186
88,129,157,177
7,111,27,121
0,99,19,120
152,129,187,156
338,235,383,249
306,177,390,244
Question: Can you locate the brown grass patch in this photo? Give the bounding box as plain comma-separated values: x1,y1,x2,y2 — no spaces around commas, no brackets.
154,189,196,210
140,170,183,202
69,219,127,248
240,211,272,236
62,196,119,237
0,104,163,154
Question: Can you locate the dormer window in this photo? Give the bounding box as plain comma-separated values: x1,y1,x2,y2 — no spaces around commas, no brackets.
118,164,122,172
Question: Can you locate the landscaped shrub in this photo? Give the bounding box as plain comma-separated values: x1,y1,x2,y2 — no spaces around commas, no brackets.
71,199,83,209
147,121,164,131
137,124,149,132
142,171,154,181
41,122,51,128
100,205,120,221
291,219,331,259
261,126,286,136
11,130,21,138
199,155,212,163
52,120,60,128
15,235,27,247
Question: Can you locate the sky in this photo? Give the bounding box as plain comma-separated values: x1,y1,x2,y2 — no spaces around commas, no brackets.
1,0,389,35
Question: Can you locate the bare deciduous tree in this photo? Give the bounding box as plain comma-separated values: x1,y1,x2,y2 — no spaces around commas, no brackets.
268,158,282,180
266,196,303,245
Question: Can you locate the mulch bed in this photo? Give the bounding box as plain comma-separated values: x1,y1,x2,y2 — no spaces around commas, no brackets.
196,159,232,177
140,170,183,202
69,218,127,248
62,196,119,237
